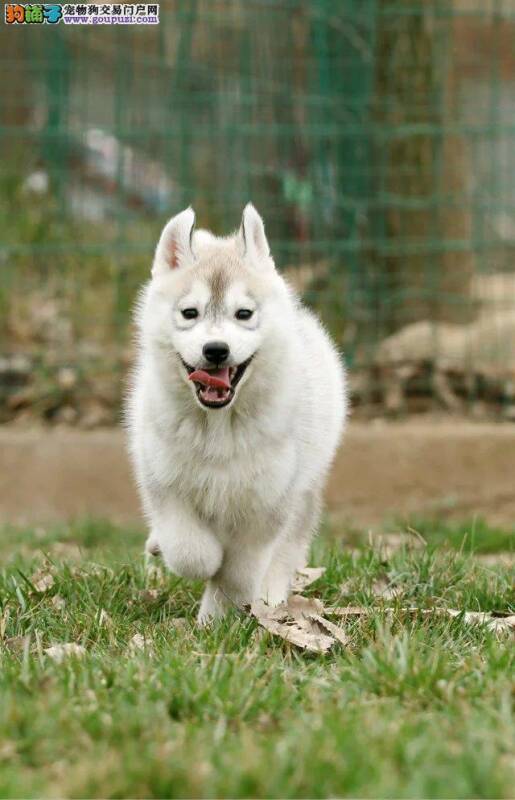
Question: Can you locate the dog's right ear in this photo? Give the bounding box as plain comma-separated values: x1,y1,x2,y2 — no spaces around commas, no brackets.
152,207,196,276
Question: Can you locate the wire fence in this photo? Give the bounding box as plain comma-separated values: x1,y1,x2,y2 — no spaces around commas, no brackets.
1,0,515,422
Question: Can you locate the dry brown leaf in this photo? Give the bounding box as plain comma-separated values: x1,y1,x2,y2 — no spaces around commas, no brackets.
486,615,515,633
285,594,326,617
291,567,326,592
45,643,86,663
446,609,490,623
383,606,515,635
51,595,66,611
30,569,55,593
251,595,324,622
252,612,334,653
444,608,515,633
3,635,30,654
310,614,350,646
372,577,404,600
328,605,370,618
138,589,160,603
127,633,154,655
128,633,145,652
170,617,188,630
381,585,404,601
251,571,513,653
88,564,114,578
491,612,515,622
251,595,347,653
339,578,357,595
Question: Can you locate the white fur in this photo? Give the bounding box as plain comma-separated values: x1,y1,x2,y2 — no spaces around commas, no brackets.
126,204,347,623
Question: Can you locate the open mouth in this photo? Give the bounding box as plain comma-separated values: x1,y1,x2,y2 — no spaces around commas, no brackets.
181,357,253,408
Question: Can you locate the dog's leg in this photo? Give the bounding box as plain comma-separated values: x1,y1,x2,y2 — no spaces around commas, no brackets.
260,489,322,605
150,493,223,581
197,580,231,625
202,538,275,621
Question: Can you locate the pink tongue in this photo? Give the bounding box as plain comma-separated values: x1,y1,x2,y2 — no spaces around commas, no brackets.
188,367,231,390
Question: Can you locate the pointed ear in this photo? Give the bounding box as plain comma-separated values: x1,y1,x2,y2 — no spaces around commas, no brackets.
152,207,196,276
238,203,274,271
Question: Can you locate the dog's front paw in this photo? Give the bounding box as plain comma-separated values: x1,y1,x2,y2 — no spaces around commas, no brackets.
197,582,229,625
260,570,291,607
161,532,223,581
145,534,161,557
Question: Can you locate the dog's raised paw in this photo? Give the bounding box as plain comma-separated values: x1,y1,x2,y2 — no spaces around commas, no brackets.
161,534,223,581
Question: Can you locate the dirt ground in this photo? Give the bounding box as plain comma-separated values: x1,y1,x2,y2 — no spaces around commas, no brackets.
1,419,514,530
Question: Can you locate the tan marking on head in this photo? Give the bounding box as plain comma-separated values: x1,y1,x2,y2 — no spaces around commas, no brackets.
208,269,229,315
171,238,277,315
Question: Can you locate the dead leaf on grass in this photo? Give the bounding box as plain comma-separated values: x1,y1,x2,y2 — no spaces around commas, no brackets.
291,567,326,592
482,615,515,633
30,569,55,593
3,635,30,654
128,633,145,651
310,614,350,646
51,595,66,611
45,643,86,663
444,608,515,634
286,594,325,616
127,633,154,656
328,605,370,618
88,564,114,579
251,594,348,653
372,576,404,600
252,610,334,653
249,556,513,654
138,589,160,603
338,578,357,595
491,615,515,633
170,617,188,630
327,604,514,635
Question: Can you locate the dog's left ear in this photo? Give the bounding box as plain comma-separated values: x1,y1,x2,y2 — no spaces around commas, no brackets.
238,203,274,271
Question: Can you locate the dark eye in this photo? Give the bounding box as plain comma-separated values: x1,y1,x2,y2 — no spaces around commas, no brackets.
235,309,253,321
181,308,198,320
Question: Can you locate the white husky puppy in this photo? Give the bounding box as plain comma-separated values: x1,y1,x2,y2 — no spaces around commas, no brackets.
127,204,346,622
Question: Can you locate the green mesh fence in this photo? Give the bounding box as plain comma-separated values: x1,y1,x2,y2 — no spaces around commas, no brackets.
1,0,515,421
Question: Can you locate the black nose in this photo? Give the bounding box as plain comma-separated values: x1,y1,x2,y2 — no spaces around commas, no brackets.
203,341,230,364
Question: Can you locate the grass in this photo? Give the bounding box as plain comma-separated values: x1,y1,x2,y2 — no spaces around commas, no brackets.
0,519,513,799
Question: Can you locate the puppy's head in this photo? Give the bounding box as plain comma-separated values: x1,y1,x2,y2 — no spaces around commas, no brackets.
142,204,293,411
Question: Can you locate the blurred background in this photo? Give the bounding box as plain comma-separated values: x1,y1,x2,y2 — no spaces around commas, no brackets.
1,0,515,427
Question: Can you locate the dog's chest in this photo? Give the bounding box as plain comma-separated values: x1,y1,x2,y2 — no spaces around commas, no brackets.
161,415,295,532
